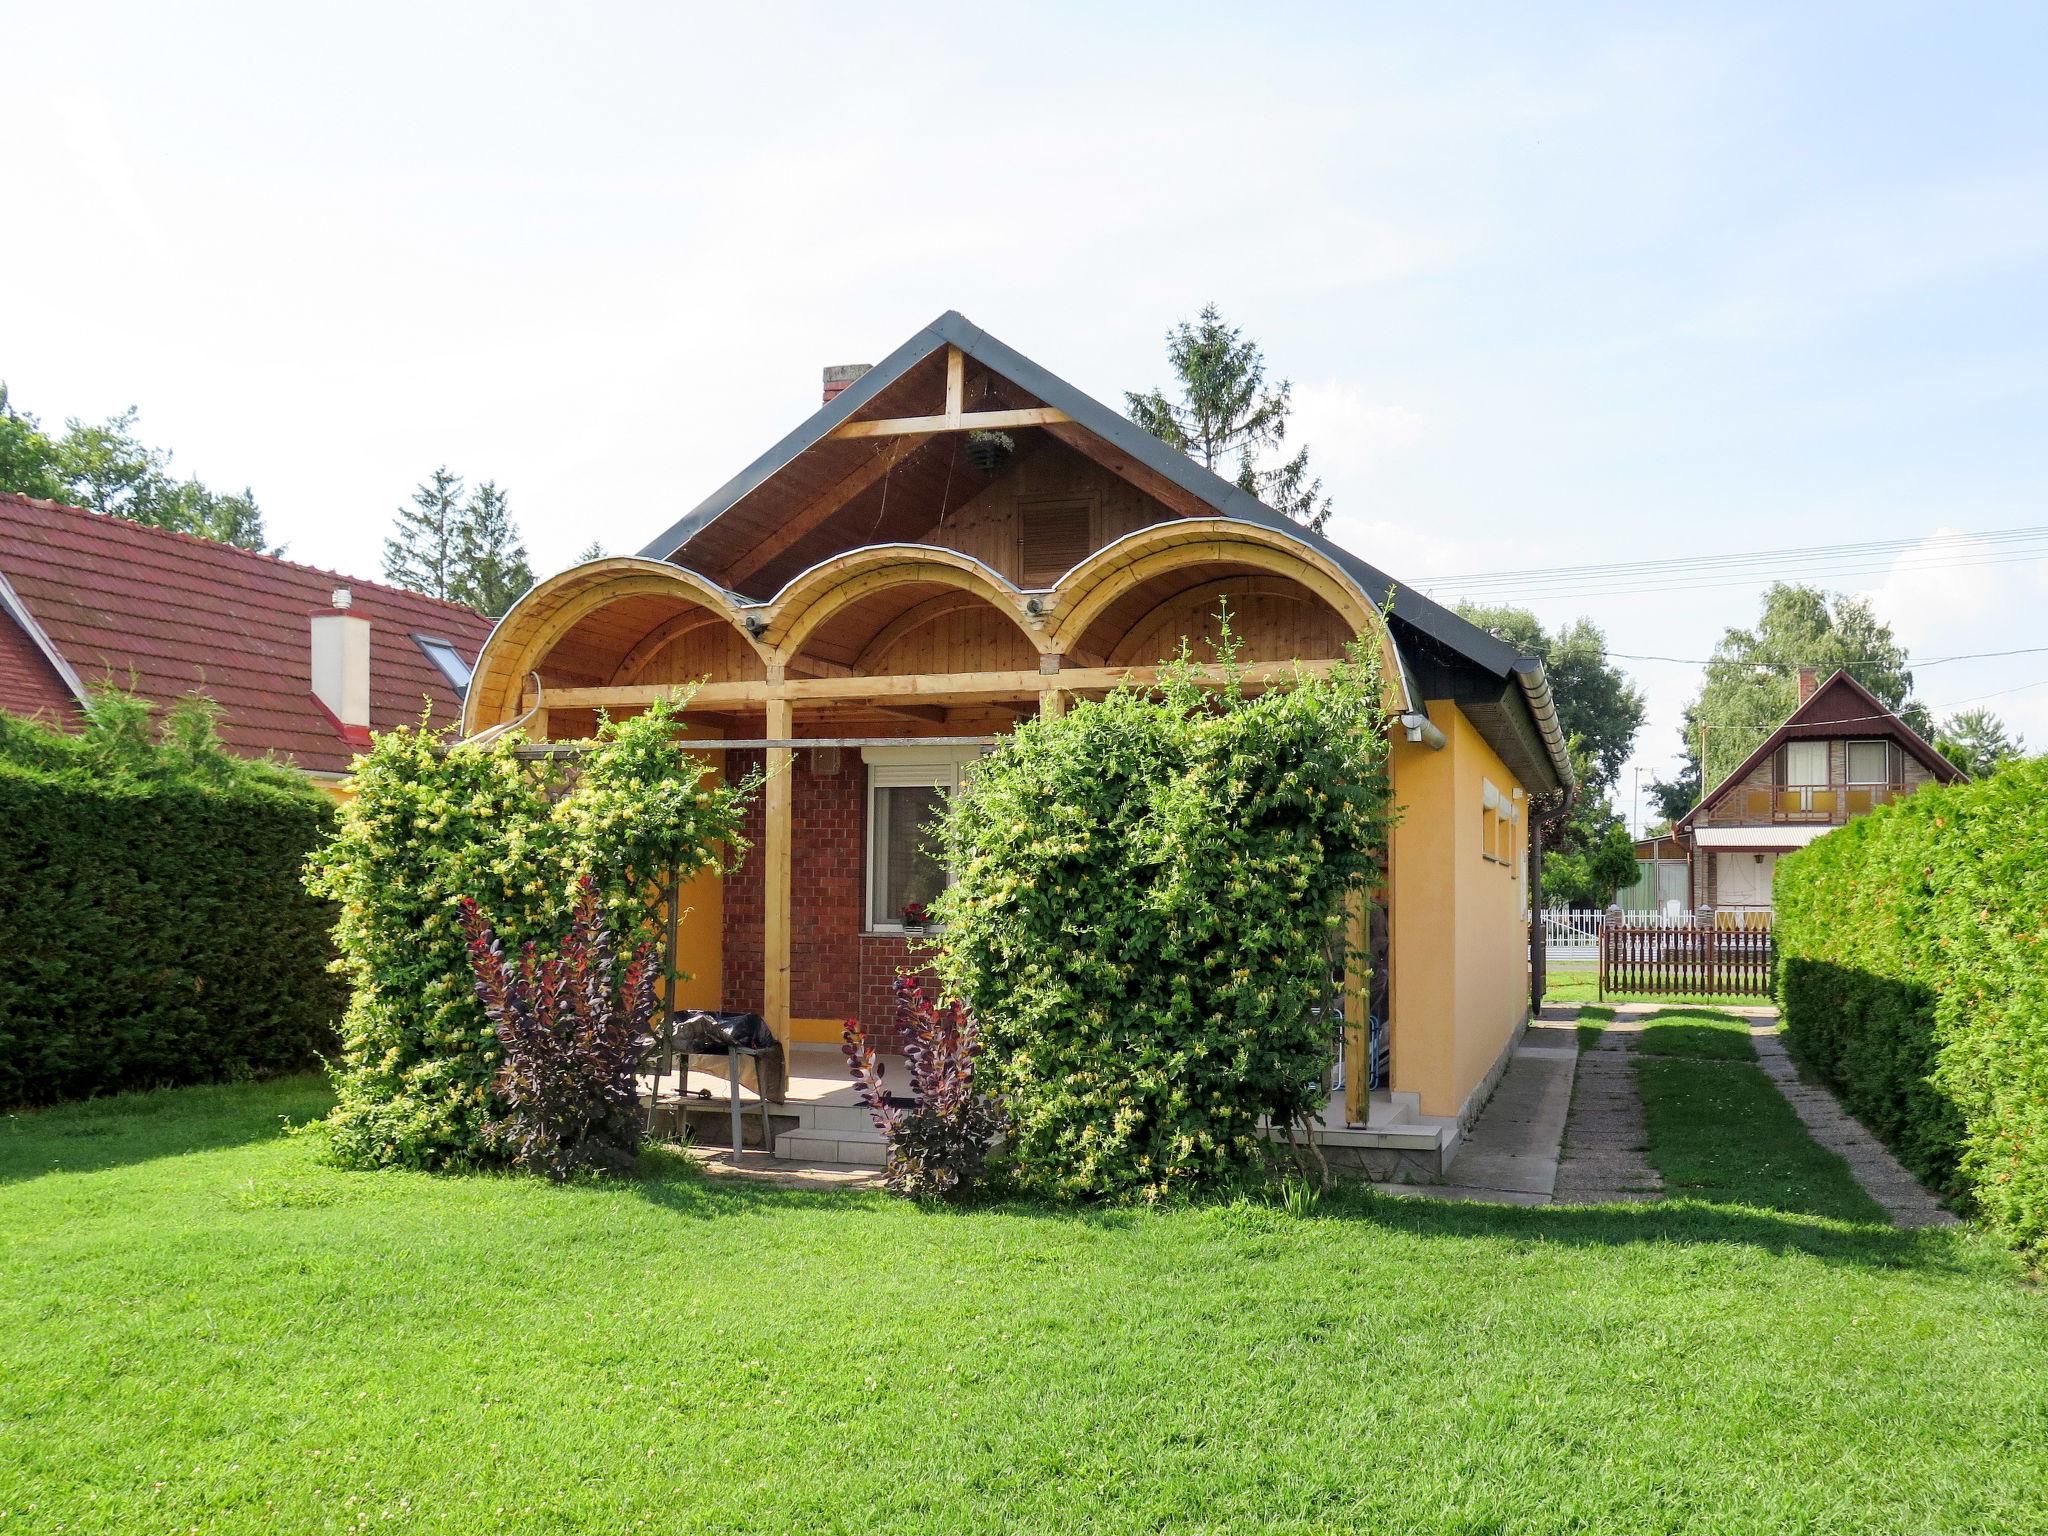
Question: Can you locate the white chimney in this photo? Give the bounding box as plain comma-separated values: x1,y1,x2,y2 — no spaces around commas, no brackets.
310,591,372,732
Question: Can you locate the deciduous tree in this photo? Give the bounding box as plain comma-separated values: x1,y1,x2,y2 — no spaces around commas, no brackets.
1648,584,1925,821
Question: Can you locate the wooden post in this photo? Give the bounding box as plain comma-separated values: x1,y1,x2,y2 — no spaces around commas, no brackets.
1040,688,1067,719
763,699,793,1048
1344,890,1369,1126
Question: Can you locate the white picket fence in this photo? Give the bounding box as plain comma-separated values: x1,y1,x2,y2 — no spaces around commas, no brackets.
1541,905,1696,964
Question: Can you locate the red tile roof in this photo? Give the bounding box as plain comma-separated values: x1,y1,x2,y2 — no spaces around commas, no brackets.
0,493,496,776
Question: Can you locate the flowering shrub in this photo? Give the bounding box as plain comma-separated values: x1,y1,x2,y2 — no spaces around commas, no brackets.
844,977,1006,1200
305,698,752,1170
459,877,660,1180
931,637,1396,1200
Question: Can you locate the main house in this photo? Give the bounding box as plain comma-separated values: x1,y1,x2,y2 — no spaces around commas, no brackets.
1673,665,1962,914
0,492,491,791
459,313,1575,1170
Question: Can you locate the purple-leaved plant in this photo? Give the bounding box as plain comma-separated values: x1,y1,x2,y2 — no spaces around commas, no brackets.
459,876,659,1181
842,976,1005,1200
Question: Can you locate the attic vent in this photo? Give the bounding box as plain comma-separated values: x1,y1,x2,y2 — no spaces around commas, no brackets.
1018,496,1093,588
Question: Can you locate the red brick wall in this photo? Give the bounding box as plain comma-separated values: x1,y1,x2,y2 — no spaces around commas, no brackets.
719,747,937,1051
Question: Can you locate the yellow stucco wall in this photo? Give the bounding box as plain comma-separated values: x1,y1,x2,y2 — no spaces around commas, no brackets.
666,739,726,1012
1388,700,1532,1118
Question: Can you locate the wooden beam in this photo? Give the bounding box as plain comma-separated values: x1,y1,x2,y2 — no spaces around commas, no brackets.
829,406,1072,440
763,698,793,1049
545,658,1344,711
944,345,964,419
725,435,936,586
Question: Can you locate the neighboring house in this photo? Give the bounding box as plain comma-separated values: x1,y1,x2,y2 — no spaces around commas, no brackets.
1620,833,1688,915
459,311,1576,1167
1673,666,1963,913
0,492,493,791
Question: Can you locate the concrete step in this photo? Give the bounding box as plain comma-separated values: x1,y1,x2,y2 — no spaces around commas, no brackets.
777,1132,887,1168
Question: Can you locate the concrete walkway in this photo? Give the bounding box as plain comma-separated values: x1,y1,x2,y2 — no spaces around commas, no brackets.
1386,1013,1579,1205
1749,1025,1958,1228
1554,1007,1664,1205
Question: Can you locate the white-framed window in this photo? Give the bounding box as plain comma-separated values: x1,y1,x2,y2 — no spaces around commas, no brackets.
865,745,984,933
1781,740,1829,787
1846,739,1890,785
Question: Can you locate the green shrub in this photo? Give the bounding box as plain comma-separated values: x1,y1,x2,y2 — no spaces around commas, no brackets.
0,693,342,1106
305,699,752,1171
1776,756,2048,1256
931,641,1396,1201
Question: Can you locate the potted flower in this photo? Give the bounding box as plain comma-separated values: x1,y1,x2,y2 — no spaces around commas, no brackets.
900,901,931,935
964,429,1013,475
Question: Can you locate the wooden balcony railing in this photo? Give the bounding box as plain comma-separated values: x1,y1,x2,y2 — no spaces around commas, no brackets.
1738,782,1903,824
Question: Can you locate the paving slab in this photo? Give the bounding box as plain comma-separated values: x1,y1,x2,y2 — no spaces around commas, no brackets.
1554,1008,1664,1205
1748,1022,1958,1228
1396,1016,1578,1204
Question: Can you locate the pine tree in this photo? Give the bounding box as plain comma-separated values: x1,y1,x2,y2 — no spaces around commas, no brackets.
1126,303,1333,531
450,480,535,617
576,540,607,563
383,468,466,601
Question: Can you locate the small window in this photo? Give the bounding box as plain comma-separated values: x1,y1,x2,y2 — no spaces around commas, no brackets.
1781,740,1828,787
866,753,978,931
1847,740,1890,785
1482,805,1499,864
1018,496,1093,587
412,634,474,694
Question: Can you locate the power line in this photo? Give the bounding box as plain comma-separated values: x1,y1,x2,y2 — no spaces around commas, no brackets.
1431,545,2048,603
1421,522,2048,587
1606,643,2048,668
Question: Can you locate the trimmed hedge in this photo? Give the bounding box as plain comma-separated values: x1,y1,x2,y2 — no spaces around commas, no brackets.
0,758,343,1107
1776,756,2048,1255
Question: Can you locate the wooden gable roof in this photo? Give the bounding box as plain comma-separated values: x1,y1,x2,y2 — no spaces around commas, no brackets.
636,310,1576,793
1677,667,1963,831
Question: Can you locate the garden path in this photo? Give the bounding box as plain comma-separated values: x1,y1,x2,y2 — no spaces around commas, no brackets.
1553,1006,1664,1205
1748,1023,1958,1228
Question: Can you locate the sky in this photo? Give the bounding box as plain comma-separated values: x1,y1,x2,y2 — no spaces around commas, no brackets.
5,1,2046,822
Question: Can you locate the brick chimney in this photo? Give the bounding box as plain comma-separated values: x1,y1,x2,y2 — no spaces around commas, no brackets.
822,363,871,404
310,587,373,744
1796,666,1819,706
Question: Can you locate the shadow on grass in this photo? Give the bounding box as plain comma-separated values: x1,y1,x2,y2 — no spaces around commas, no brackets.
0,1073,337,1185
616,1145,1972,1278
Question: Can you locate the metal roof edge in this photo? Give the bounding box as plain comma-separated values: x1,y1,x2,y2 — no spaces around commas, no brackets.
0,565,89,706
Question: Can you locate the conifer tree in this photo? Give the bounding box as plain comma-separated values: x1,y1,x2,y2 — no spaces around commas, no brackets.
1127,303,1333,530
382,467,467,601
450,480,535,617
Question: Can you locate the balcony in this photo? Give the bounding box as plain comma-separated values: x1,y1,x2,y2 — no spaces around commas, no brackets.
1741,782,1902,825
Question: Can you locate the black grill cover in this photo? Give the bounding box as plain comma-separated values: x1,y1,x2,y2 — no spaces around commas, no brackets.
678,1010,775,1053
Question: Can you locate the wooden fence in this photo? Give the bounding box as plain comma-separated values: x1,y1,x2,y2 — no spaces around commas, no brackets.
1598,922,1775,1000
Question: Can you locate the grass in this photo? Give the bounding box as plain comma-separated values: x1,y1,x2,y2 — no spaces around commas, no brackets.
5,1079,2047,1534
1636,1007,1759,1062
1575,1003,1614,1051
1544,966,1765,1010
1639,1055,1884,1225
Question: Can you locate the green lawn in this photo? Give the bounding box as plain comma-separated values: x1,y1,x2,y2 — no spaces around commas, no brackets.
4,1078,2046,1534
1636,1008,1759,1062
1545,967,1764,1010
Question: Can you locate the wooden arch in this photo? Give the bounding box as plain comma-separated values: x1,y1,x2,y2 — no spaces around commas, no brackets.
462,557,762,733
1047,520,1409,708
761,544,1051,670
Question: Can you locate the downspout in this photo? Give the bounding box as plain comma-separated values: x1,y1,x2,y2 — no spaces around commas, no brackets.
1511,655,1578,1015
